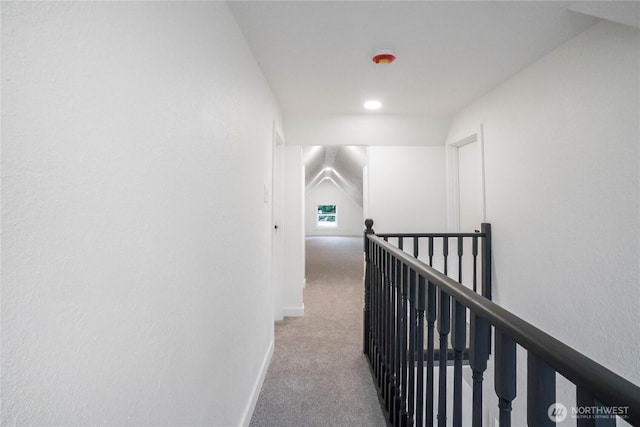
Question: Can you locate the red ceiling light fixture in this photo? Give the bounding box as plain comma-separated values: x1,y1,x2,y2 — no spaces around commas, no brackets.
372,49,396,64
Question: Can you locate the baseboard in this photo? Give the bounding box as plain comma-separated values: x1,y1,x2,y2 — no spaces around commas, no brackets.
239,339,274,427
283,304,305,317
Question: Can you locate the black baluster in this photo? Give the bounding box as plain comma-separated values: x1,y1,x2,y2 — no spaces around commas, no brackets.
375,247,381,390
376,245,382,380
399,264,410,425
481,223,492,300
399,236,404,251
453,238,465,426
443,237,449,276
407,269,417,426
481,224,492,356
384,258,398,423
527,353,555,427
375,242,381,367
379,252,393,402
437,289,451,427
382,254,395,411
495,330,516,427
385,258,400,425
414,236,419,259
393,259,403,424
375,246,382,391
381,254,395,412
387,258,402,419
428,237,434,267
472,235,478,293
416,276,426,427
457,236,463,284
469,313,489,427
452,298,466,427
399,257,406,421
383,250,389,399
426,281,437,427
576,387,616,427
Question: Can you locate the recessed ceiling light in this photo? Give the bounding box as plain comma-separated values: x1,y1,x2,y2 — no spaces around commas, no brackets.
364,100,382,110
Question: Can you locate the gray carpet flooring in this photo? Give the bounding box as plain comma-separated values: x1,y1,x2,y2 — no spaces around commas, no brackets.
249,236,386,427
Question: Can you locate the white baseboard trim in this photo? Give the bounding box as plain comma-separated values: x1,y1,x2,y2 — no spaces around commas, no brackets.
240,339,274,427
283,304,305,317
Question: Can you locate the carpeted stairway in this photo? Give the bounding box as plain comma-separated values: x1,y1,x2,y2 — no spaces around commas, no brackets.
249,236,386,427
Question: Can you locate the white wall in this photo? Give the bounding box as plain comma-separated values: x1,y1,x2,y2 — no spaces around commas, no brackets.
1,3,280,426
306,180,363,236
367,146,447,233
446,20,639,421
286,114,451,146
283,146,305,316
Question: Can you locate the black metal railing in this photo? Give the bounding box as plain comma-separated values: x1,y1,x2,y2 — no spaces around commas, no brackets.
363,219,640,427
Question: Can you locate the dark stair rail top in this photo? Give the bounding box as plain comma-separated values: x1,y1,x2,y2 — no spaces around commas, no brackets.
365,232,640,425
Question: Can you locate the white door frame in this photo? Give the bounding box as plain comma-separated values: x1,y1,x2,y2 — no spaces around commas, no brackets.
271,123,285,321
446,125,487,232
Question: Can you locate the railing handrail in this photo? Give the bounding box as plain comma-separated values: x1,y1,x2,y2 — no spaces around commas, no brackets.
377,232,485,238
367,233,640,423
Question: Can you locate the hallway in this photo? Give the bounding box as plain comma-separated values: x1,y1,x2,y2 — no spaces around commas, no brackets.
250,237,385,427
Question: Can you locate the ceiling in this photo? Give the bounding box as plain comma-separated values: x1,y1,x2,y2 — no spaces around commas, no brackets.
228,1,637,200
229,1,603,117
303,146,367,206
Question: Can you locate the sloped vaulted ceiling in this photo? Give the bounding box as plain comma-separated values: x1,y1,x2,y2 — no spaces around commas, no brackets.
304,146,367,207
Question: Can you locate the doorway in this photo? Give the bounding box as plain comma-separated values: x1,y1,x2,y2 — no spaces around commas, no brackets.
448,129,486,233
447,128,487,289
303,146,366,238
271,126,285,321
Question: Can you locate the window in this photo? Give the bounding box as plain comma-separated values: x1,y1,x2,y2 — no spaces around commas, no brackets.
317,204,337,227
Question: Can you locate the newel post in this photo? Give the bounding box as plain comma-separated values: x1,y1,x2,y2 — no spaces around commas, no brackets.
363,218,375,356
481,223,492,301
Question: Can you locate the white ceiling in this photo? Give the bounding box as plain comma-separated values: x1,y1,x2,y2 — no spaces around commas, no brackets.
229,1,601,117
228,1,635,198
304,146,367,206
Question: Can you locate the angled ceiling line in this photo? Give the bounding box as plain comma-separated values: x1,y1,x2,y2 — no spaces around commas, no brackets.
307,176,363,209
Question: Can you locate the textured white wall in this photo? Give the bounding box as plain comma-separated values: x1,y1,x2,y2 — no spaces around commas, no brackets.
306,180,363,237
367,146,447,233
2,2,280,426
446,20,640,421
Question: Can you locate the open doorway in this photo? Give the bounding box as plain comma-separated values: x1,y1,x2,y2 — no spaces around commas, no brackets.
446,128,487,290
448,129,487,233
303,146,367,238
301,145,366,320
